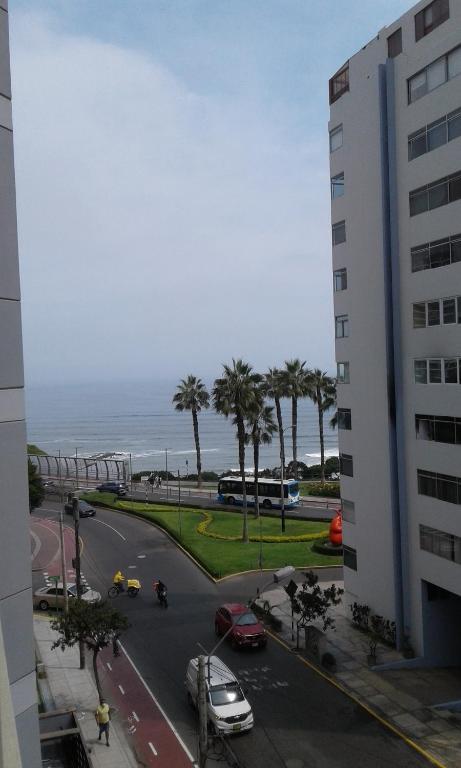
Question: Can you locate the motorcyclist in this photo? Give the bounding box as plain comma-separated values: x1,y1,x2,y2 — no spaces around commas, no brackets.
113,570,125,592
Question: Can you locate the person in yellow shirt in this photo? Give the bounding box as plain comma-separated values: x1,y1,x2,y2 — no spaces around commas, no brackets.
95,698,110,746
113,570,125,592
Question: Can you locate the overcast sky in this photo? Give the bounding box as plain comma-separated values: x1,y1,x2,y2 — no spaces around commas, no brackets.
10,0,410,385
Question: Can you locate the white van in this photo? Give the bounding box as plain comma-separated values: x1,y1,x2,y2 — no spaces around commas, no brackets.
185,655,254,735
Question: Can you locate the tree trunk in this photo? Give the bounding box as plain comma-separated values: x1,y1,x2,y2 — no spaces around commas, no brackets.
237,413,249,543
292,397,298,480
192,408,202,489
93,648,103,703
275,396,285,474
253,437,260,519
317,386,325,484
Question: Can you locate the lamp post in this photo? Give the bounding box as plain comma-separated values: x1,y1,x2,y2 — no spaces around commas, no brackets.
75,447,82,491
280,425,295,533
165,448,169,499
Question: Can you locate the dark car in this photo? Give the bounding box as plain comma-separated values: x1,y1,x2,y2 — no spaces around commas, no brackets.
214,603,267,649
95,481,127,496
64,499,96,517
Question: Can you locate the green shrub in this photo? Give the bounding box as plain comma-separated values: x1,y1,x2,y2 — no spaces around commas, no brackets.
302,482,340,498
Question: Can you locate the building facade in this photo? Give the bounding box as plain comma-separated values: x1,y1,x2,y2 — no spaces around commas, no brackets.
0,1,41,763
329,0,461,662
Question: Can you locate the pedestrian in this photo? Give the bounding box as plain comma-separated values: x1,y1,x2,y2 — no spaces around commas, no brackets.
157,475,162,488
112,634,120,658
95,698,110,747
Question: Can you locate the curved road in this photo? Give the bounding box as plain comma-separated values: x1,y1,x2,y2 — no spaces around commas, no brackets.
35,503,429,768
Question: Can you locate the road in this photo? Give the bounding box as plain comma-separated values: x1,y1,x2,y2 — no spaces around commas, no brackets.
33,503,429,768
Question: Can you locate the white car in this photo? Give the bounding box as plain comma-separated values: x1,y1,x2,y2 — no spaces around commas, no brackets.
33,583,101,611
185,655,254,735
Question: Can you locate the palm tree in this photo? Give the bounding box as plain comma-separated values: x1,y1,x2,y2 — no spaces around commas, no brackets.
264,368,287,476
212,360,262,542
307,370,337,484
245,401,277,518
172,375,210,488
282,359,311,480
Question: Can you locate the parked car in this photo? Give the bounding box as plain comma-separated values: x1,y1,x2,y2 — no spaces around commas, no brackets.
64,499,96,517
33,583,101,611
95,481,127,496
185,655,253,734
215,603,267,649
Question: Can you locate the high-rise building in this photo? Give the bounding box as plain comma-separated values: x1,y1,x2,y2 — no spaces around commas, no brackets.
0,2,41,763
329,0,461,663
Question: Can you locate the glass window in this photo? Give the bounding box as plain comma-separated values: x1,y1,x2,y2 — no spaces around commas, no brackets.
413,303,426,328
415,359,428,384
333,268,347,292
337,362,350,384
418,469,437,497
427,118,447,151
338,408,351,430
339,453,353,477
343,545,357,571
448,109,461,141
449,173,461,202
329,64,349,104
335,315,349,338
388,28,402,58
434,416,456,443
410,188,428,216
458,297,461,323
331,172,344,199
444,359,458,383
451,237,461,263
427,301,440,326
409,129,427,160
415,0,449,40
430,241,451,268
443,298,456,324
332,220,346,246
428,179,449,210
427,57,447,92
411,246,430,272
342,499,355,523
429,359,442,383
329,125,343,152
409,71,427,102
448,46,461,79
437,474,459,504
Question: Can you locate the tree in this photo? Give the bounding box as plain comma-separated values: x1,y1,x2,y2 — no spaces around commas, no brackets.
292,570,344,633
172,375,210,488
282,359,311,480
245,401,277,518
28,458,45,513
307,370,337,483
51,600,129,702
212,360,262,542
264,368,287,476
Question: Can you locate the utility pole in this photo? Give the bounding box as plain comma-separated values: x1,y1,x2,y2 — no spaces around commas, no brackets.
165,448,169,499
72,497,85,669
58,510,69,614
197,655,208,768
280,447,286,533
178,470,182,539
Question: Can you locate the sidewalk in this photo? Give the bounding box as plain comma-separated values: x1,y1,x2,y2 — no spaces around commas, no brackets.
258,582,461,768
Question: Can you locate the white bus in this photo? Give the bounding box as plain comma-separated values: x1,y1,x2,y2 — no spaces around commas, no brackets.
217,476,300,510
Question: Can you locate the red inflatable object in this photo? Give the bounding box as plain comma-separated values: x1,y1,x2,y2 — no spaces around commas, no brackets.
329,508,342,547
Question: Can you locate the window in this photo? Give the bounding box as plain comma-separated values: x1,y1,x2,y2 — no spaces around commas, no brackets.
329,63,349,104
332,220,346,245
443,298,456,324
341,499,355,523
427,301,440,325
413,295,461,327
445,359,458,383
411,233,461,273
408,43,461,103
420,525,461,564
415,359,428,384
415,357,461,384
333,268,347,292
413,303,426,327
388,28,402,58
416,414,461,444
415,0,449,41
331,172,344,199
429,359,442,383
339,453,353,477
335,314,349,338
329,124,343,152
409,170,461,216
338,408,351,430
337,362,350,383
343,545,357,571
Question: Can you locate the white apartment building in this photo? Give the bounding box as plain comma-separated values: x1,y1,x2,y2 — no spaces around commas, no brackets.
0,1,41,763
329,0,461,663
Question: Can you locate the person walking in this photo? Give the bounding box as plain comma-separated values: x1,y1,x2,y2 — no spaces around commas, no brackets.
112,633,120,658
95,698,110,747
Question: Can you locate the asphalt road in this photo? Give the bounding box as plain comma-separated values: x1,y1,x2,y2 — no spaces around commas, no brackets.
35,503,429,768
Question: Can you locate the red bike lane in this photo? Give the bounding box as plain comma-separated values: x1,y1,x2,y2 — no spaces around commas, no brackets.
99,644,197,768
31,516,77,583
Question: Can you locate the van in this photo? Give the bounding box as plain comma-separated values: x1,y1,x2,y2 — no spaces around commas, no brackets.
185,655,254,734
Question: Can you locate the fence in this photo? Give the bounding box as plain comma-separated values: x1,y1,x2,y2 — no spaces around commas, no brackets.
29,454,127,483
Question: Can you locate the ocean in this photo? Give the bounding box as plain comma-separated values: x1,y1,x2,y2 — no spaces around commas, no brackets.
25,380,338,475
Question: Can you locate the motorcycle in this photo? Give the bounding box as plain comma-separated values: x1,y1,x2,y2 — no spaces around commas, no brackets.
157,586,168,609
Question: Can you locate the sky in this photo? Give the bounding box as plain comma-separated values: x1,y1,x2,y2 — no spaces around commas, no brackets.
9,0,411,385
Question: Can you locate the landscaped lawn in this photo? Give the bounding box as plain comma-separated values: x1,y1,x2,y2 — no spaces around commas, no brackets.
83,492,342,578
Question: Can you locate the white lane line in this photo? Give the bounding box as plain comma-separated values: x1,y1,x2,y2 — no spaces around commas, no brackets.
88,518,127,541
148,742,158,756
119,641,195,763
107,663,112,671
132,711,139,722
118,685,125,695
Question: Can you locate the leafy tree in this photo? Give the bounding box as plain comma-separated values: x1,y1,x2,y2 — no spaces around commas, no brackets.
27,443,47,456
292,570,344,633
213,360,262,542
51,600,129,702
245,400,277,517
307,370,337,483
282,359,311,480
264,368,287,476
28,459,45,513
172,375,210,488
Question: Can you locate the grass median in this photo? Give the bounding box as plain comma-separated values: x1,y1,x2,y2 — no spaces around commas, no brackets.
83,492,342,578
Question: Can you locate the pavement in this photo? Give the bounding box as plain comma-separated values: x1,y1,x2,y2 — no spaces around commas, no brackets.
257,580,461,768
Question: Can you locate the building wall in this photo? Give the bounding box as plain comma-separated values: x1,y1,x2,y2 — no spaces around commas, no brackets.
0,2,41,764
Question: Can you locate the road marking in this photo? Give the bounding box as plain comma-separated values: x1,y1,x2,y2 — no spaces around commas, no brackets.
137,554,146,559
107,663,112,671
132,711,139,722
128,565,137,569
148,742,158,756
88,517,127,541
119,641,196,763
118,685,125,695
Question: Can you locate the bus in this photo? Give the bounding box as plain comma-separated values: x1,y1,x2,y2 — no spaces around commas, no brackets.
217,476,300,510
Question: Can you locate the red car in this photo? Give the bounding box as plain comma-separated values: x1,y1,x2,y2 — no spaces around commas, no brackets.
214,603,267,649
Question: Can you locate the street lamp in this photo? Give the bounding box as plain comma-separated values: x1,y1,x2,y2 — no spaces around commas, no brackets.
75,447,82,491
280,425,296,533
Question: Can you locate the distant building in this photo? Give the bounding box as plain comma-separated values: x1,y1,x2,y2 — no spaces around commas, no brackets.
329,0,461,662
0,2,41,763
